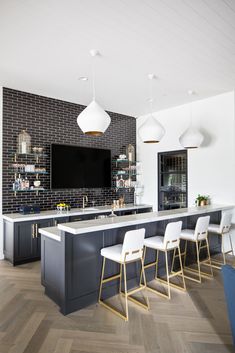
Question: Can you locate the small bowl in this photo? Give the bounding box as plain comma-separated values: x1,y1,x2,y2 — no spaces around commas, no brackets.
37,147,43,153
119,154,126,160
34,180,41,188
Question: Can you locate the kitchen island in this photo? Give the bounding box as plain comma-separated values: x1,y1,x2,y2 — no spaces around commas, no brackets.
39,204,233,315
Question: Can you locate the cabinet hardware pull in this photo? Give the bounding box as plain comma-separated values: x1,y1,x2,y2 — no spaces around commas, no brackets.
32,224,35,238
35,224,38,238
54,219,58,226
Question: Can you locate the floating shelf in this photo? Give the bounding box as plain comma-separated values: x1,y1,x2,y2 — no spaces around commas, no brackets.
113,159,139,164
11,152,48,158
13,188,45,192
12,171,48,175
12,188,46,197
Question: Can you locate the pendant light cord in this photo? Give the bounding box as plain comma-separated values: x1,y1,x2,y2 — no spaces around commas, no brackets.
190,101,193,126
149,76,153,114
92,55,96,100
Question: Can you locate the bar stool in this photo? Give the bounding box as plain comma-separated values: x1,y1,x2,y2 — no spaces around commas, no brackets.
178,216,213,283
142,221,186,299
208,213,234,269
98,228,149,322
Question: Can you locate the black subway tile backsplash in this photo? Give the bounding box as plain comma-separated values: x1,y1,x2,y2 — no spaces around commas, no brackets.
2,88,136,213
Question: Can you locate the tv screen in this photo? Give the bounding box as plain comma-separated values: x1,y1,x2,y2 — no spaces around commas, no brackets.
51,144,111,189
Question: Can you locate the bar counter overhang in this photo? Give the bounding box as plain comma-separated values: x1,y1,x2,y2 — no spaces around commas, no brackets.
39,204,234,315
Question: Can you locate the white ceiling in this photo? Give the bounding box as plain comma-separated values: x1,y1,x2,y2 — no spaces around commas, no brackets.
0,0,235,117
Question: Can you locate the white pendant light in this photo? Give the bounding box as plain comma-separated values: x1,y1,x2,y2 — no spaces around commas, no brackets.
138,74,165,143
179,91,203,149
77,50,111,136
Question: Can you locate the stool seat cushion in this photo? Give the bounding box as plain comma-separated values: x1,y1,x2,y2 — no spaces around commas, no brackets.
180,229,196,241
208,224,220,234
101,243,142,263
144,236,165,250
101,244,123,262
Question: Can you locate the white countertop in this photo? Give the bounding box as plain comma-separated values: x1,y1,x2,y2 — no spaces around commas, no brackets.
2,204,152,222
53,204,234,236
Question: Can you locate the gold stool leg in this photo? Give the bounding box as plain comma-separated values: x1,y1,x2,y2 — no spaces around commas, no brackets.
196,240,201,282
119,263,122,294
206,238,213,276
123,262,129,321
229,233,234,256
178,246,186,290
155,249,159,279
171,248,176,273
98,257,106,302
165,250,170,299
222,235,226,265
183,240,188,267
139,246,147,286
140,256,150,309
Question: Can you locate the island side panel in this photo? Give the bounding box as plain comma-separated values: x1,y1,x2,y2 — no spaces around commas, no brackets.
64,230,104,314
41,234,66,310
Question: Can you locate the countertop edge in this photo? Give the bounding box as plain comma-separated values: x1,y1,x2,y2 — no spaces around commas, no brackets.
57,204,235,235
2,204,152,222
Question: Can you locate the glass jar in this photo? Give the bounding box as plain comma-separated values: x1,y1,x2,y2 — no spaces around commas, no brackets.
17,130,31,154
126,144,135,162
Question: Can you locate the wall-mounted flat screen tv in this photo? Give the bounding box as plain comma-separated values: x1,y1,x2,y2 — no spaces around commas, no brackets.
51,144,111,189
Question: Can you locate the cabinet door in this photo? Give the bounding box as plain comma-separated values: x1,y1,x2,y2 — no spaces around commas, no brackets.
53,217,69,226
14,222,36,261
34,219,53,257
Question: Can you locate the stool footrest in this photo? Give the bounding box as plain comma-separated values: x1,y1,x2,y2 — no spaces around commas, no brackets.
102,273,121,284
146,285,170,299
184,266,213,278
144,261,157,269
126,285,145,297
156,277,186,292
120,289,149,310
199,245,207,249
99,300,128,321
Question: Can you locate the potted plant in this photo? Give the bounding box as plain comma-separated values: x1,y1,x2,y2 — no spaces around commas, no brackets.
195,194,210,207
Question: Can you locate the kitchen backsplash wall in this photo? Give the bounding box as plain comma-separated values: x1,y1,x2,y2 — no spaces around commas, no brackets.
2,88,136,213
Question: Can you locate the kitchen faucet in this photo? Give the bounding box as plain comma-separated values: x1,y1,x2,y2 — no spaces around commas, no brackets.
82,195,88,209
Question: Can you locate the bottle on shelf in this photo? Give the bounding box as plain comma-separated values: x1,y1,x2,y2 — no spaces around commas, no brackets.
25,177,30,190
118,176,125,188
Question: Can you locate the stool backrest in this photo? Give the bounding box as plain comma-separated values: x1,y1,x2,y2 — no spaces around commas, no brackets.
220,213,232,234
195,216,210,240
122,228,145,262
164,221,182,249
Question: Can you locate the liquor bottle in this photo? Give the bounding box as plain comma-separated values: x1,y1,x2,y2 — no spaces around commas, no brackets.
25,177,30,190
119,176,125,188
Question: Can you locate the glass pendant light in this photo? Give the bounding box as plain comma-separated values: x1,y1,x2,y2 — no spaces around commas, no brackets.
77,50,111,136
179,91,203,149
138,74,165,143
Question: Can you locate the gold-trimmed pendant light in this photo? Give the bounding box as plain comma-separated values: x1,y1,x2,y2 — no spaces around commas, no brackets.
138,74,165,143
77,50,111,136
179,91,203,149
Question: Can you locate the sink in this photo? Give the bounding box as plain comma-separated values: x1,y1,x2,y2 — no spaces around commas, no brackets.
82,207,98,211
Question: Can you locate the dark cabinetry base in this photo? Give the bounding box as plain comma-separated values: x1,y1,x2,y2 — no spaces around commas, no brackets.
41,211,221,315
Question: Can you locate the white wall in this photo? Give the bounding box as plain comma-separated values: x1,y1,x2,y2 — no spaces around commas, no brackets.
0,87,3,259
137,91,235,211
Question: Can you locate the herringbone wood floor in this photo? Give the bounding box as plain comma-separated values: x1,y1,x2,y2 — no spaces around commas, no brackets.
0,260,234,353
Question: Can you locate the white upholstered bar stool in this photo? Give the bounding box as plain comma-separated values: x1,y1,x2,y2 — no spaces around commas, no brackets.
208,213,234,269
98,228,149,322
142,221,186,299
178,216,213,283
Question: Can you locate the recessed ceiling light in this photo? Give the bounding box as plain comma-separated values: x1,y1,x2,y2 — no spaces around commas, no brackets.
78,77,88,81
